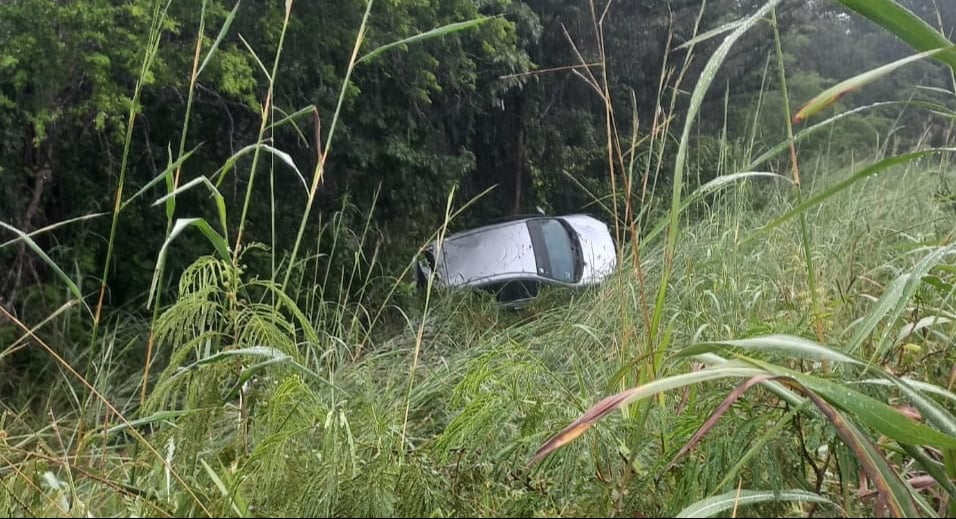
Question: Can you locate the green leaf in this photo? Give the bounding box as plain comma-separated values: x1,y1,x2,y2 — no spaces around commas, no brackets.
674,19,744,51
835,0,956,71
797,385,924,518
793,46,952,123
357,17,492,65
749,359,956,450
857,378,956,405
213,143,308,194
655,0,784,345
640,172,789,247
846,243,956,358
152,176,228,236
680,334,862,366
104,409,200,435
745,101,901,171
0,213,106,250
530,364,767,465
200,458,247,517
121,146,201,211
0,221,88,315
158,345,335,395
759,148,956,235
197,0,241,76
148,218,231,309
675,489,832,518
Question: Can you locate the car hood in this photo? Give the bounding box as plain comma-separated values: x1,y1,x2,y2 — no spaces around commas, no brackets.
433,221,537,286
560,215,617,284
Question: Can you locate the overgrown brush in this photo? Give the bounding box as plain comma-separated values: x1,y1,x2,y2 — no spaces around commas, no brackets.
4,0,956,518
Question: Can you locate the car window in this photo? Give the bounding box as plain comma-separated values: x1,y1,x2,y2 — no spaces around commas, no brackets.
480,279,540,303
527,219,579,283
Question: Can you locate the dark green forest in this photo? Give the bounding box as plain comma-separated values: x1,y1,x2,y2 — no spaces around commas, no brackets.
4,0,956,517
4,0,952,314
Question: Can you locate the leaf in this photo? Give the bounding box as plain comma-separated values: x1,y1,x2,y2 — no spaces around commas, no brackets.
121,147,201,211
197,0,241,76
897,315,953,343
680,334,862,366
213,143,308,194
152,176,228,235
161,345,336,394
261,144,308,191
795,384,922,518
759,148,956,235
847,243,956,357
749,359,956,450
857,378,956,406
357,17,492,65
640,172,790,247
200,458,247,517
120,145,201,211
691,352,806,408
835,0,956,71
674,19,744,51
0,212,106,250
666,375,775,471
0,221,89,315
529,364,767,466
675,489,832,518
148,218,231,309
104,409,199,435
655,0,785,343
901,444,956,500
745,101,901,171
793,46,953,123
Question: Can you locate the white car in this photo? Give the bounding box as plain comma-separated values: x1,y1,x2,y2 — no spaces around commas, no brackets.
415,214,617,305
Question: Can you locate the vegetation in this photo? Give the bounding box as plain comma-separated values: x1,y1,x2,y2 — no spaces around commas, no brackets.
3,0,956,517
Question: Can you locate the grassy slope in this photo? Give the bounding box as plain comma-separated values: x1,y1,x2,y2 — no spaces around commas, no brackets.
3,153,955,518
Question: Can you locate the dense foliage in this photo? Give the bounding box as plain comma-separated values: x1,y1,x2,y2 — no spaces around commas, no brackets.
3,0,956,517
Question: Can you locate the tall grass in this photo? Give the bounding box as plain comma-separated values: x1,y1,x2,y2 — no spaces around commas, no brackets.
3,0,956,518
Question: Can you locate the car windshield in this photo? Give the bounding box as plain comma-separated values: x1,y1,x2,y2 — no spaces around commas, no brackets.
527,218,580,283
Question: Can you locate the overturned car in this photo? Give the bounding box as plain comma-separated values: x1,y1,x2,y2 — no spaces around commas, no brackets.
415,214,617,306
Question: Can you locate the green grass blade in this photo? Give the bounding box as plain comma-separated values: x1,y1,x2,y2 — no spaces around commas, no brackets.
530,364,767,465
675,489,833,518
746,101,899,170
901,444,956,500
0,213,106,250
357,17,492,65
197,0,241,76
798,385,924,518
749,359,956,450
692,352,806,408
847,243,956,357
793,46,953,123
835,0,956,71
890,377,956,438
857,378,956,405
654,0,784,343
104,409,200,435
200,458,246,517
679,334,863,366
147,218,231,308
640,172,789,247
152,176,228,235
0,221,87,314
121,146,201,211
212,143,308,193
759,148,956,235
674,19,744,51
